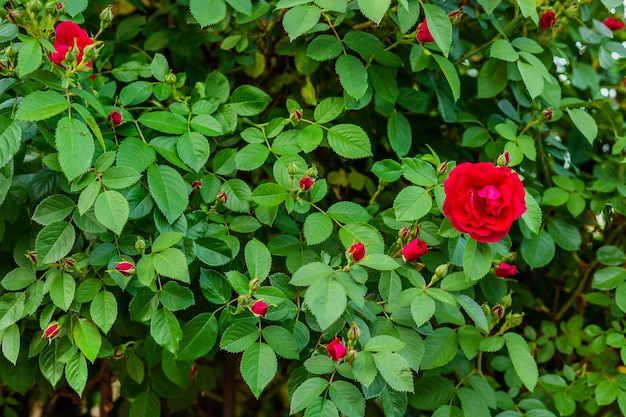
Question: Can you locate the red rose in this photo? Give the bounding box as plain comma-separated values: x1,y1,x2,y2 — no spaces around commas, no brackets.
539,11,556,29
300,176,314,191
349,242,366,262
604,17,625,31
495,262,517,278
251,300,268,317
108,111,122,126
416,20,435,43
402,239,428,262
217,191,228,204
43,321,61,339
114,261,135,277
50,21,94,68
442,162,526,243
326,338,347,361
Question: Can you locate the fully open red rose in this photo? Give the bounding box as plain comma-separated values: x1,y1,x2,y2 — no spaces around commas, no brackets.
442,162,526,243
50,21,94,68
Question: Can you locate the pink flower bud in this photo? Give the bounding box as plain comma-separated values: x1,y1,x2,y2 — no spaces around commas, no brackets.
289,109,302,125
26,250,37,264
189,363,199,379
114,261,135,277
191,180,202,190
326,337,347,361
299,176,314,191
416,20,435,43
217,191,228,204
496,151,510,167
251,300,268,317
539,11,556,30
349,242,366,262
604,17,625,31
542,108,553,121
43,322,61,339
494,262,517,278
108,111,122,126
112,346,125,359
491,304,505,319
402,239,428,262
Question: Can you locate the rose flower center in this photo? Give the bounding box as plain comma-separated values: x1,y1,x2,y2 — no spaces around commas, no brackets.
469,185,502,219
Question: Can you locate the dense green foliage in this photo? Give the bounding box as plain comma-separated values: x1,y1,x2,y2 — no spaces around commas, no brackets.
0,0,625,416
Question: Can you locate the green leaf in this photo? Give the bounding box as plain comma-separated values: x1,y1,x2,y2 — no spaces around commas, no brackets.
421,328,458,370
290,377,329,414
65,352,87,396
200,268,232,303
152,232,184,252
477,0,502,14
335,54,369,100
457,387,490,417
36,221,76,265
2,324,19,365
148,164,189,224
463,240,492,281
401,157,438,186
221,178,252,213
245,239,272,281
160,281,194,311
521,231,555,268
303,212,333,245
178,313,218,360
291,262,334,286
456,294,489,332
422,4,452,57
240,342,277,398
153,248,190,283
251,183,289,206
190,0,226,26
432,55,460,102
150,308,182,354
516,0,538,20
90,291,117,334
505,332,538,392
304,355,336,375
73,318,102,363
17,38,42,77
304,278,347,330
358,0,391,24
517,61,544,99
190,114,223,136
410,291,436,327
126,354,145,383
314,97,344,124
120,81,153,106
567,108,598,145
327,201,372,223
339,222,385,254
262,325,299,359
229,85,271,116
94,190,129,235
117,137,156,172
353,351,377,387
298,124,324,152
55,117,95,181
388,110,411,158
359,254,400,270
554,392,576,416
0,121,22,167
490,39,519,61
373,351,414,392
547,218,581,251
521,192,542,235
283,5,321,41
329,380,365,417
477,59,508,98
138,111,187,134
368,65,398,103
365,335,406,352
393,185,432,222
235,143,269,171
177,132,210,172
65,0,87,16
327,124,372,159
130,390,161,417
2,267,36,291
78,181,101,215
592,267,626,291
307,35,343,61
151,53,169,81
221,322,259,353
304,398,339,417
33,195,75,226
39,345,65,387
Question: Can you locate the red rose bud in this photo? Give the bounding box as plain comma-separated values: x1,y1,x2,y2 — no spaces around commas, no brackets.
495,262,517,278
399,227,410,240
112,346,125,359
300,176,315,191
491,304,505,319
442,162,526,243
496,151,510,167
402,239,428,262
217,191,228,204
108,111,122,126
326,337,347,361
251,300,268,317
50,21,94,68
189,363,199,379
114,261,135,277
347,322,361,341
416,20,435,43
604,17,625,31
542,108,553,121
26,250,37,264
349,242,366,262
539,11,556,30
289,109,302,125
191,180,202,190
448,10,463,24
43,322,61,339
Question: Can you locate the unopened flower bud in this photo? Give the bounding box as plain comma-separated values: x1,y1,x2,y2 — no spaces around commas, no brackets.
108,111,122,126
496,151,510,167
81,43,98,64
402,239,428,262
306,165,318,178
348,322,361,341
539,10,556,29
135,237,146,253
251,300,268,317
43,321,61,339
345,348,357,363
64,258,76,271
217,191,228,204
437,161,449,175
5,43,17,58
114,261,135,277
542,108,553,121
7,9,23,25
112,346,125,359
189,363,199,379
481,303,491,317
237,294,248,306
29,0,44,13
55,2,65,14
506,312,524,328
399,227,410,240
491,304,505,319
191,180,202,190
289,109,302,126
248,277,261,292
166,72,177,85
448,10,463,25
435,263,450,279
99,5,113,25
287,162,298,176
565,2,579,19
299,176,314,191
495,263,517,278
26,250,37,264
326,338,347,360
348,243,366,262
501,291,513,308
